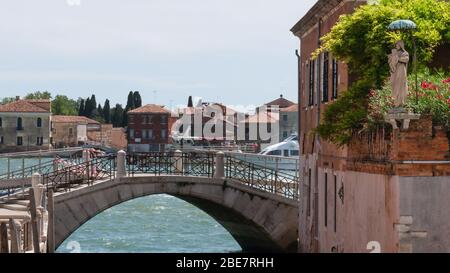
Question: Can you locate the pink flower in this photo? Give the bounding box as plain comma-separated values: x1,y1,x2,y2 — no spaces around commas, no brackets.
442,78,450,84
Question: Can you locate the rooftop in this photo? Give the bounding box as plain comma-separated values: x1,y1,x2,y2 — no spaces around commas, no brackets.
52,115,100,124
281,104,298,113
128,104,171,114
265,95,296,109
290,0,344,37
0,99,51,113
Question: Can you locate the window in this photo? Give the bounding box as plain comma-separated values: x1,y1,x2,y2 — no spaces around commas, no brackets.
322,52,329,102
324,173,328,227
332,59,339,99
129,115,135,124
69,128,73,136
143,129,153,139
0,136,3,144
268,150,281,156
290,150,299,156
37,118,42,128
17,117,23,130
161,115,168,124
17,136,23,146
144,115,150,124
37,137,43,146
161,129,167,139
283,115,288,122
283,150,289,157
308,60,315,106
0,117,2,127
283,131,288,139
129,129,134,139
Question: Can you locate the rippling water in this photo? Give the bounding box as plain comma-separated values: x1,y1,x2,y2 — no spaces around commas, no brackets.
56,195,242,253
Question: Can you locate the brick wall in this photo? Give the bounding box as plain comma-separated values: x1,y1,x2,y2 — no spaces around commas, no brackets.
346,116,450,176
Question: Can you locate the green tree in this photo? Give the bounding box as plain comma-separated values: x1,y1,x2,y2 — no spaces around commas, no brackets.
1,97,16,105
103,99,111,124
25,91,52,100
84,97,91,117
97,104,103,118
78,99,85,116
52,95,78,115
112,104,124,128
133,91,142,108
314,0,450,145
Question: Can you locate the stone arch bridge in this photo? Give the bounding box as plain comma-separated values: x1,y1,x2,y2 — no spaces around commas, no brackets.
0,151,299,253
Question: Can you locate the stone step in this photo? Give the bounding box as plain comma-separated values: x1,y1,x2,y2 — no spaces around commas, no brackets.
0,203,29,212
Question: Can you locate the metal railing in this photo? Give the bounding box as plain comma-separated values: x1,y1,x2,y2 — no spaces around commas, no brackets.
225,156,299,200
0,157,85,181
43,156,116,192
1,151,299,201
127,152,215,177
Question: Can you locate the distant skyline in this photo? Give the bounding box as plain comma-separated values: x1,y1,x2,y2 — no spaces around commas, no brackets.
0,0,316,109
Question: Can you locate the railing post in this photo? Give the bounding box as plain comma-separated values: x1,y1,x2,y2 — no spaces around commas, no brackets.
83,149,91,181
214,151,225,179
47,190,55,253
28,188,40,253
174,150,183,175
9,219,22,253
117,150,127,178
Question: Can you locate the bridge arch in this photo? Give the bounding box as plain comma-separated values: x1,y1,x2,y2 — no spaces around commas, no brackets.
53,176,298,252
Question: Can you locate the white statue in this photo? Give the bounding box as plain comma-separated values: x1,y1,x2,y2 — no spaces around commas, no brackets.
388,40,410,108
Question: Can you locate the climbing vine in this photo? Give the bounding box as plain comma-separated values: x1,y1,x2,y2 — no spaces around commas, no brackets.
314,0,450,146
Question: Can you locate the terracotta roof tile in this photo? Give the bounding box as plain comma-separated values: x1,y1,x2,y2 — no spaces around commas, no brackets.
52,115,100,124
281,104,298,112
128,104,171,114
265,96,295,109
0,100,50,113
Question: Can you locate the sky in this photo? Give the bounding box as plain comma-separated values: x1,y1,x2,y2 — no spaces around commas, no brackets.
0,0,316,110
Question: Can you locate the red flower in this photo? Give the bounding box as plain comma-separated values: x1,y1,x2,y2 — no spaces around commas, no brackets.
421,81,429,89
442,78,450,84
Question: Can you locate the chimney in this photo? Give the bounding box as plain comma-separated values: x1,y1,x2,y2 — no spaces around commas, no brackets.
280,94,283,98
15,96,20,101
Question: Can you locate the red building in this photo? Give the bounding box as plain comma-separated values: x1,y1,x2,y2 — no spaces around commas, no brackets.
292,0,450,253
127,104,173,152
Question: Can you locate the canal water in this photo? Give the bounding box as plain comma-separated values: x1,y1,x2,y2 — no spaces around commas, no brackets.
0,158,242,253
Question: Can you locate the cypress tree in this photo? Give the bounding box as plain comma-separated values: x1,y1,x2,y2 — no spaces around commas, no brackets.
84,97,91,117
78,99,85,116
103,99,111,124
133,91,142,108
188,96,193,107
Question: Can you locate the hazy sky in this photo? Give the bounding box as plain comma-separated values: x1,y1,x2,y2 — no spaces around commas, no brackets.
0,0,316,109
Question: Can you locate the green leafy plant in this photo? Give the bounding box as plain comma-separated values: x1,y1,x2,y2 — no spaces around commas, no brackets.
314,0,450,146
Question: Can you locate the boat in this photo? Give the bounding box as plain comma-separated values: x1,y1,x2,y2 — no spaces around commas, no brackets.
226,134,300,171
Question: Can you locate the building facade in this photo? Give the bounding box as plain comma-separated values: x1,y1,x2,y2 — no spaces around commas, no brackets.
292,0,450,253
0,99,52,152
280,104,298,141
127,104,173,153
52,115,100,148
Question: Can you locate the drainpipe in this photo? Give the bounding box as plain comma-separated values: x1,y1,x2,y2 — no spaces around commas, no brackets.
295,49,301,153
295,46,303,253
